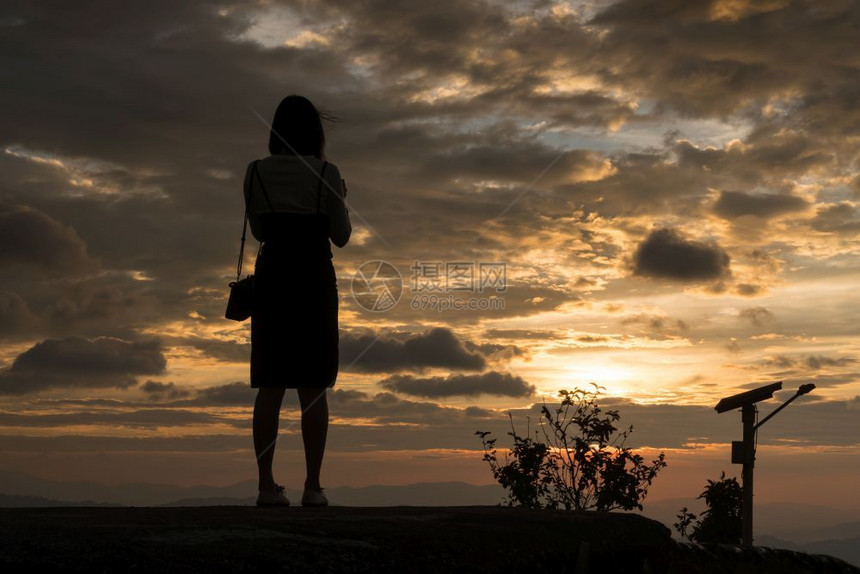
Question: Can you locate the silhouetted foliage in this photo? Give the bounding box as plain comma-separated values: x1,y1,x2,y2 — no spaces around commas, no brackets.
475,384,667,511
674,471,743,544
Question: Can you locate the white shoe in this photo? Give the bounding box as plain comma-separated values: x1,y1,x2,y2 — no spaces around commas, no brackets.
257,484,290,506
301,487,328,507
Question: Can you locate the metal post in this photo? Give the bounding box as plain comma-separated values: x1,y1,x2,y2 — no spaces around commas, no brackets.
741,404,755,546
716,382,814,548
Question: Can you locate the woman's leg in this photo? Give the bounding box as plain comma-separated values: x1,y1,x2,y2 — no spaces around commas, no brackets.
297,387,329,490
253,387,286,492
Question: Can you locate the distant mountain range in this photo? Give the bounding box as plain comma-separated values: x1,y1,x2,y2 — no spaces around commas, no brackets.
1,468,857,567
0,468,508,507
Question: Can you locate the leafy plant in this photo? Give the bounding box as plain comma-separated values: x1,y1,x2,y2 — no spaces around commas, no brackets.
475,413,553,509
674,471,743,544
475,384,667,511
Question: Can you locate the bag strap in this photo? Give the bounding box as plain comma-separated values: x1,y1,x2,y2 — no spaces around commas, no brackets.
236,195,250,282
235,160,268,282
316,161,328,214
252,161,276,213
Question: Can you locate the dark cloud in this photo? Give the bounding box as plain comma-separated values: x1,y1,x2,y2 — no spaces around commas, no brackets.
484,329,563,340
575,335,610,343
462,340,529,361
621,313,689,338
763,355,857,371
379,370,536,398
140,380,192,400
809,202,860,235
632,228,731,282
190,381,254,406
712,190,809,219
175,337,250,363
763,355,796,369
0,201,97,276
340,327,486,373
672,132,834,183
574,276,599,289
733,283,764,297
0,292,40,337
0,336,166,395
42,274,162,334
3,391,857,452
806,356,857,369
568,150,707,218
0,408,223,429
0,0,851,350
738,306,774,327
10,336,165,376
590,0,860,120
421,147,611,188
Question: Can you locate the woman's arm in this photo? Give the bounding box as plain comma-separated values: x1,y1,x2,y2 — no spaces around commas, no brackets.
326,164,351,248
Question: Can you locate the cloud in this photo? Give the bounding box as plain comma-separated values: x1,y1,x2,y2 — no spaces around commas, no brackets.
712,190,809,219
0,292,40,337
0,336,166,395
340,327,486,373
762,355,858,372
590,0,859,121
379,370,536,398
462,340,529,362
733,283,764,297
632,228,731,282
174,337,250,363
0,0,851,349
809,202,860,235
140,380,191,400
421,147,614,187
484,329,564,340
620,313,689,338
0,201,98,276
575,335,610,343
0,408,222,429
805,356,858,369
188,381,254,406
738,306,774,327
43,273,162,334
2,391,857,452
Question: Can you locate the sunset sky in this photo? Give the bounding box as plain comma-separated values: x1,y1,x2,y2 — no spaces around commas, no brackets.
1,0,858,509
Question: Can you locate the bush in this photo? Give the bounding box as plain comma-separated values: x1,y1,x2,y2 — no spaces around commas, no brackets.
475,385,667,511
674,471,742,544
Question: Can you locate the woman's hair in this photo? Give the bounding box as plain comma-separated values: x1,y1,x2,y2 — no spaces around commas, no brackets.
268,95,340,158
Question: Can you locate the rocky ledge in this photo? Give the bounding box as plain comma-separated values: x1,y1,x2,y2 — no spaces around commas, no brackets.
0,506,856,573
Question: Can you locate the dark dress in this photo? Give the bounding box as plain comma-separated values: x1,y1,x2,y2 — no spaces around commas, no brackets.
250,161,339,389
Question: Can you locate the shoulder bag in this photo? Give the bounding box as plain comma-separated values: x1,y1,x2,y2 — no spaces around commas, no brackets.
225,160,275,321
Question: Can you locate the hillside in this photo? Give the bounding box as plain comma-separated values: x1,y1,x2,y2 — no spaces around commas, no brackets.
0,506,857,573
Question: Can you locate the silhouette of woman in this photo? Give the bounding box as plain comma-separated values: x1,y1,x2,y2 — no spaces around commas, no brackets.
244,95,351,507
